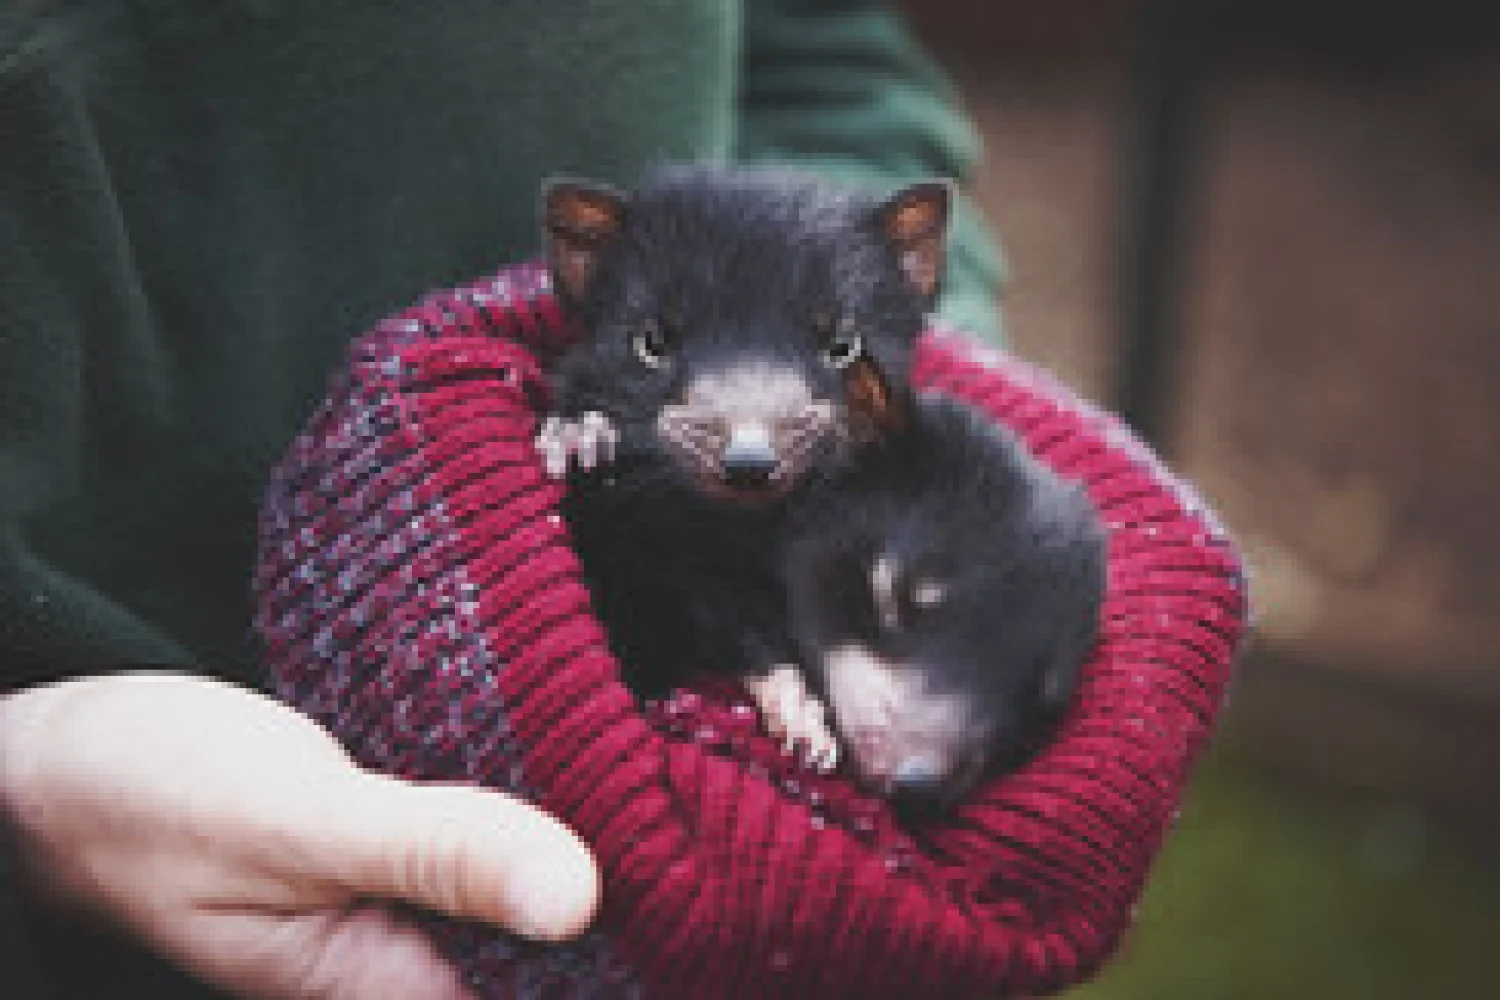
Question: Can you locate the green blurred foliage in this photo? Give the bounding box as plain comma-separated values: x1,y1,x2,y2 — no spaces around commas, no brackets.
1070,747,1500,1000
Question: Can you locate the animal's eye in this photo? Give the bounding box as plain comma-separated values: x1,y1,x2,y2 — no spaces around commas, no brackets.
822,318,863,370
629,318,671,368
872,555,940,632
874,555,950,634
910,578,948,610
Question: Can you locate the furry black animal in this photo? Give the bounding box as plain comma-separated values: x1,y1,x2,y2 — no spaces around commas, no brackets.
778,389,1107,810
540,165,949,695
538,166,1104,813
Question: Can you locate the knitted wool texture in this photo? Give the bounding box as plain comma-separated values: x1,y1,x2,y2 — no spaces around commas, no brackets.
254,261,1248,1000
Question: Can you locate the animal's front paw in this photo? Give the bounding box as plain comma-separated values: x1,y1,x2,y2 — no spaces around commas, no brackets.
536,411,620,479
744,665,840,772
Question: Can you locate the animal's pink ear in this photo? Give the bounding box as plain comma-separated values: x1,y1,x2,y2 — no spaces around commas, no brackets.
542,179,628,302
874,180,953,301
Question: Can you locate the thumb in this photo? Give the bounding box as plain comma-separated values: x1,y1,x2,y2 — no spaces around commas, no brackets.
303,772,601,943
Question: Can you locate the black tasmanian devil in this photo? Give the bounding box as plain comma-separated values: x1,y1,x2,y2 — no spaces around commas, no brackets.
536,165,942,694
774,388,1106,813
535,165,1104,812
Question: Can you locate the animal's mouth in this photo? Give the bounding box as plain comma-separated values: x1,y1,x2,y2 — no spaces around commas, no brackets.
699,475,793,506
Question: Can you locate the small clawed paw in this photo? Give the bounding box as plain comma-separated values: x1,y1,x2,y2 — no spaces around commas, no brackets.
536,411,620,479
744,666,840,772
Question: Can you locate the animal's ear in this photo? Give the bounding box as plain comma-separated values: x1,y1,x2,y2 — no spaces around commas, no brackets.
847,356,912,438
873,180,953,301
542,178,629,302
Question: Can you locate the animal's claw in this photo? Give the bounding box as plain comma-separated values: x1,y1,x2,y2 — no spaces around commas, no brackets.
536,411,620,478
744,665,840,773
536,417,568,478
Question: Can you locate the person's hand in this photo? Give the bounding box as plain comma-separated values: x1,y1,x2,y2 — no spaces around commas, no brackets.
0,671,600,1000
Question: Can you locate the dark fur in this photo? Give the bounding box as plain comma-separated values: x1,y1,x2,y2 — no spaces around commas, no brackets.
779,390,1107,807
544,167,1103,811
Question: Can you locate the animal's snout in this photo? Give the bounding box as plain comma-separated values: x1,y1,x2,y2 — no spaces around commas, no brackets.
822,644,991,810
658,398,841,500
891,756,944,797
888,761,948,815
721,426,780,488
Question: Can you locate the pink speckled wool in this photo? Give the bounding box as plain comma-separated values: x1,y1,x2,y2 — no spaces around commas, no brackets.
254,260,1248,1000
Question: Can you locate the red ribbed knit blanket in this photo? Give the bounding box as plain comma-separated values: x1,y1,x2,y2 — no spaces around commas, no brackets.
254,261,1247,1000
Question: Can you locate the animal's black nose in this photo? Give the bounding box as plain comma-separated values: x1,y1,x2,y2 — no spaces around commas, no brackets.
721,439,779,488
889,757,947,813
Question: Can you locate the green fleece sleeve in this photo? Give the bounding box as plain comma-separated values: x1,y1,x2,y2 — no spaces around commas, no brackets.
734,0,1006,343
0,61,197,691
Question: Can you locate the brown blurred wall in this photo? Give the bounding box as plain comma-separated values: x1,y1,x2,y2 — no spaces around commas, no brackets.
905,1,1500,827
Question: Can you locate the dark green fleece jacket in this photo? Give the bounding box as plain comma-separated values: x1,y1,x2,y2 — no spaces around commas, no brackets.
0,2,1002,996
0,0,1001,695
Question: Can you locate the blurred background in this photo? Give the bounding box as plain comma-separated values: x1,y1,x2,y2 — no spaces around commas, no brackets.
902,1,1500,997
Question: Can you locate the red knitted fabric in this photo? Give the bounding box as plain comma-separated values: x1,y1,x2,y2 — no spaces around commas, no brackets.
254,261,1247,1000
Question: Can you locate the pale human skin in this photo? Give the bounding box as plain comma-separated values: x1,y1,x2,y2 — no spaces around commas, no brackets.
0,672,601,1000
